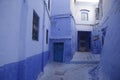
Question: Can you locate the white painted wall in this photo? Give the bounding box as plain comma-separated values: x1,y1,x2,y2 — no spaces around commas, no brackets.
70,0,76,17
43,7,51,51
25,0,44,58
76,25,93,31
0,0,50,66
71,1,98,31
0,0,24,66
71,2,98,24
22,0,50,57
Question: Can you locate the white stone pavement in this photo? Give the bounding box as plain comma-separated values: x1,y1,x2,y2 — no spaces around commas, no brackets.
71,52,100,63
37,52,100,80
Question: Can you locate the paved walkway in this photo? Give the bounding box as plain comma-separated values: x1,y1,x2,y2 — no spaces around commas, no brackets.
37,52,100,80
71,52,100,64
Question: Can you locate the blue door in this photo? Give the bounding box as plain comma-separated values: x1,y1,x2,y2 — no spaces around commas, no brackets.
53,43,64,62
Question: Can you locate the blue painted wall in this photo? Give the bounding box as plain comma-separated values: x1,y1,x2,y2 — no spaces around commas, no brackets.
0,52,48,80
98,0,120,80
71,16,77,54
92,27,102,54
51,15,72,38
49,0,76,63
50,14,76,63
51,0,70,16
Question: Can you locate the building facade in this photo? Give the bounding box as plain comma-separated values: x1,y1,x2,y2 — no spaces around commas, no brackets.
50,0,76,63
71,0,100,53
0,0,50,80
97,0,120,80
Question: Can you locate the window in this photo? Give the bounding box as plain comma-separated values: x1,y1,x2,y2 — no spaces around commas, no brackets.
95,8,99,20
102,27,107,46
81,12,88,21
46,29,49,44
80,9,89,21
48,0,50,11
32,10,39,41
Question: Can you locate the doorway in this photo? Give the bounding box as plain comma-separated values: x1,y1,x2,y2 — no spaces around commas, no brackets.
77,31,91,52
53,42,64,62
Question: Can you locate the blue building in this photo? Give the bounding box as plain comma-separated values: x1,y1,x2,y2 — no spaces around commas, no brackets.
0,0,76,79
0,0,50,80
96,0,120,80
71,0,100,53
49,0,76,63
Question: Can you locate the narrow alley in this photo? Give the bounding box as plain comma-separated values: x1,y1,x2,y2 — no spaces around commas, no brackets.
0,0,120,80
37,52,100,80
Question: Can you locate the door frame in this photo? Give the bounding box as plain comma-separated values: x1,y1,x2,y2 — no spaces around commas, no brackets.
53,42,64,62
77,31,91,52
